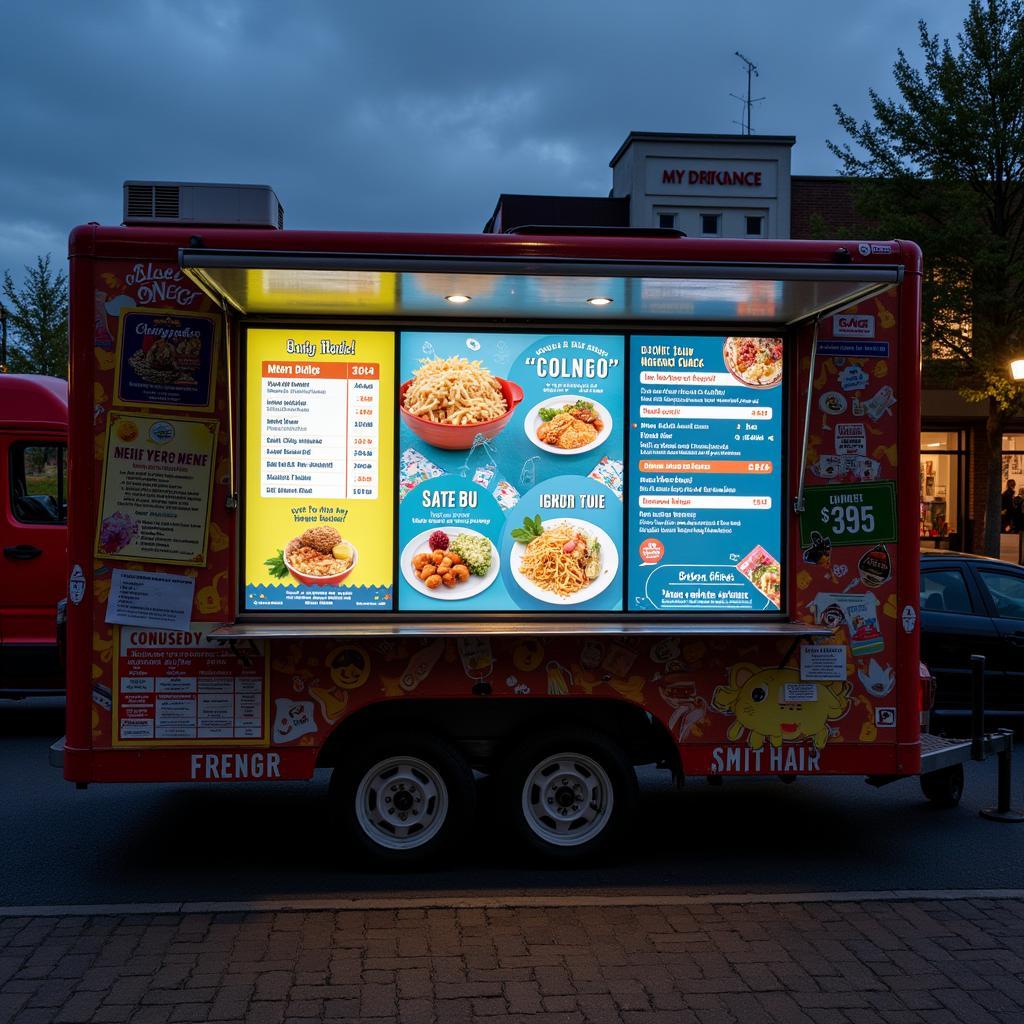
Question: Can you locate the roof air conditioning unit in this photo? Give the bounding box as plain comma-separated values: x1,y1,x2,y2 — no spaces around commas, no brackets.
122,181,284,229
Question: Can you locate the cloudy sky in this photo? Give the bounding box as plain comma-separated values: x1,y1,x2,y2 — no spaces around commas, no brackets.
1,0,968,286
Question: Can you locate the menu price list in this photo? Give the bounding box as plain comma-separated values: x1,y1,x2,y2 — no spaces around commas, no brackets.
628,336,784,611
244,330,395,614
119,675,263,741
261,361,380,500
97,414,217,566
116,627,267,745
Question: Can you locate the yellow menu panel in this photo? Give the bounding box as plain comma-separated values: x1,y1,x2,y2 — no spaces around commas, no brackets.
244,328,394,611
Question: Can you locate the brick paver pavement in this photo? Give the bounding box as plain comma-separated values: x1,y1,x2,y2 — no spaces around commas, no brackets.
2,897,1024,1023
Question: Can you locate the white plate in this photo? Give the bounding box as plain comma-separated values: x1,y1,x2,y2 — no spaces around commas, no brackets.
400,528,500,601
524,395,613,455
509,518,619,606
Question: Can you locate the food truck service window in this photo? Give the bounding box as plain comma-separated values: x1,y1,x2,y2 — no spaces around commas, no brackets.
242,329,785,615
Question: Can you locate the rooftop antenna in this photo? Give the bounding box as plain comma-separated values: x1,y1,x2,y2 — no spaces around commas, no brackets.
731,51,764,134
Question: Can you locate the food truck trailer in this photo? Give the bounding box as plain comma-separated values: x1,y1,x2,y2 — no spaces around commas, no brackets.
59,182,946,863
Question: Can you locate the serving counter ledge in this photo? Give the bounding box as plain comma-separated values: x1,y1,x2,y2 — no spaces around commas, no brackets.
211,620,832,639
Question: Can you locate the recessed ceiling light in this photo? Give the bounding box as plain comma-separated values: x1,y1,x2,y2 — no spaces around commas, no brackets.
445,294,471,304
587,296,613,306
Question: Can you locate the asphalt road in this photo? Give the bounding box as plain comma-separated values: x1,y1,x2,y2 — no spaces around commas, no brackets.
3,698,1022,907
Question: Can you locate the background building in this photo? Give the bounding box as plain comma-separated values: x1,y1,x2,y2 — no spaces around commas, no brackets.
485,131,1023,561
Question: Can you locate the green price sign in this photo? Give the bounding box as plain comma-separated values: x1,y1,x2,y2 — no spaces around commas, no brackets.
799,482,897,548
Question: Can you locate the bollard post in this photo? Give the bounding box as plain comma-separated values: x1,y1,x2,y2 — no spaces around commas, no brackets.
980,730,1024,823
970,655,986,761
996,744,1011,813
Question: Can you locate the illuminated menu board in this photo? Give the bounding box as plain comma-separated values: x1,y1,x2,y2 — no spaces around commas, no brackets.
242,329,785,615
627,335,784,611
244,328,394,611
398,332,624,612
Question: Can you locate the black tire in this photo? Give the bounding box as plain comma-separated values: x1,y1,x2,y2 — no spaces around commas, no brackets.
920,764,964,807
329,731,475,868
496,727,637,864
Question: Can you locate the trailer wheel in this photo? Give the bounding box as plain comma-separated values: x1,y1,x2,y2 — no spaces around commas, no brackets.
497,729,637,863
920,764,964,808
330,732,474,867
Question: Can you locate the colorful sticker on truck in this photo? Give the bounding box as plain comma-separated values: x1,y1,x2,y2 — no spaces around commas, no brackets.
114,308,218,411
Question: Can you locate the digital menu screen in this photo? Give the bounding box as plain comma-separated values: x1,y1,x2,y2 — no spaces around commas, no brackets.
242,329,784,615
244,328,395,611
398,332,625,612
627,335,784,611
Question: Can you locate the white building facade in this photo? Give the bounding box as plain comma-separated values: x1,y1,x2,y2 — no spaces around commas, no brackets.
610,132,795,240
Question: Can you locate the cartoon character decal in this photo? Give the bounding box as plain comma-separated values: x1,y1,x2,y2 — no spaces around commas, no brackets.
712,663,851,750
513,638,545,672
325,644,371,689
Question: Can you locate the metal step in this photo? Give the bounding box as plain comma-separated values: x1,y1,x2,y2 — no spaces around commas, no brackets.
920,733,973,773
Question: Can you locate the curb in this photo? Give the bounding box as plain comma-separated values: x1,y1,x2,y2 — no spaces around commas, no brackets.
2,888,1024,919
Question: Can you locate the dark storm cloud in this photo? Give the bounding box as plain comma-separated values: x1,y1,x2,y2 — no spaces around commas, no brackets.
0,0,966,282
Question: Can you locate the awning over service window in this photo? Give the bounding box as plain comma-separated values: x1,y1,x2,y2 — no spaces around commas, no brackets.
180,249,902,326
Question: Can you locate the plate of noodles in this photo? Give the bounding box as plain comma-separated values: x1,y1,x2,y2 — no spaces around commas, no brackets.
722,336,784,388
524,395,612,455
509,518,618,605
400,527,500,601
400,355,524,450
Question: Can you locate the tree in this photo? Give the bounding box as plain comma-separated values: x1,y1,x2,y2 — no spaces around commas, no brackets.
2,255,68,378
829,0,1024,557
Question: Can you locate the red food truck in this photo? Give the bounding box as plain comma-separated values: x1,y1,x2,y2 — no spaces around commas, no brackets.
59,182,944,863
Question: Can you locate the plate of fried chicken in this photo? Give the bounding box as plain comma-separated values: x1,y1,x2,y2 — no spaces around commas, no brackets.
525,395,613,455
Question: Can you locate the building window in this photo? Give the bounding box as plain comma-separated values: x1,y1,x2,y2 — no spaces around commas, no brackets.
1001,434,1024,534
920,430,963,549
658,212,676,230
700,213,721,236
745,215,763,236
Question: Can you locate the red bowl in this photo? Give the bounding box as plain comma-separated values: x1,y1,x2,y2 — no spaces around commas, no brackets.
399,377,524,450
284,538,358,586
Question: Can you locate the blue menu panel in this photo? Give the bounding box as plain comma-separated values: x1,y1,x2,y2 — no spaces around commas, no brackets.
398,332,624,611
627,335,785,612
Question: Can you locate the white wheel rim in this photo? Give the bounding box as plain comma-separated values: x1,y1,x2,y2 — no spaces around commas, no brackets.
354,756,448,851
521,751,613,847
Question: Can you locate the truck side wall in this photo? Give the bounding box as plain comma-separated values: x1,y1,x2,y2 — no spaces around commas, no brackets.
64,228,922,783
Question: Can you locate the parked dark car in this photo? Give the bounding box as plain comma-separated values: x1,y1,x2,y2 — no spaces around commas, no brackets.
920,550,1024,730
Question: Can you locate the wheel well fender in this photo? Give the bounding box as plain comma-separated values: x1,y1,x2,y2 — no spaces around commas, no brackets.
316,697,680,774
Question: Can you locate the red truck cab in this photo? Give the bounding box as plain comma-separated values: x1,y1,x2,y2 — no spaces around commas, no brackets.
0,374,68,697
